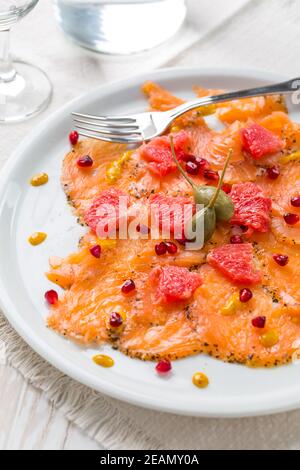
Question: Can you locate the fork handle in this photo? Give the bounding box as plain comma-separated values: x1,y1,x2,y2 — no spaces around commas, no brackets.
168,78,300,120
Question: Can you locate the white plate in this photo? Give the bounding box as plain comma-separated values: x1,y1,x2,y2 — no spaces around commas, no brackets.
1,67,300,418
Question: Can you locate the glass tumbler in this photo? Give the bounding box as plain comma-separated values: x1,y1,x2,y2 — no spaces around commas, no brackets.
54,0,187,55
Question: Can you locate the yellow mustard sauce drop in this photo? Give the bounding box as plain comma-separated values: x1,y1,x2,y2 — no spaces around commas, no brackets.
30,172,49,186
92,354,114,368
170,125,181,133
106,151,132,184
221,292,241,316
279,151,300,164
195,104,217,117
96,238,117,250
260,329,279,348
192,372,209,389
28,232,47,246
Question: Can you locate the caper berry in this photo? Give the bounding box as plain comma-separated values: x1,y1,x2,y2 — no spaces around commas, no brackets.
169,136,233,245
186,206,216,243
194,186,234,222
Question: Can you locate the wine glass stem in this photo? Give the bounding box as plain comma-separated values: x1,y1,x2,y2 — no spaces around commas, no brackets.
0,29,17,83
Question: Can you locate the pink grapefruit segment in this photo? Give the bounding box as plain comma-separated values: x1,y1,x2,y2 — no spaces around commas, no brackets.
207,243,261,285
230,182,272,237
149,265,202,304
139,131,190,178
241,123,284,160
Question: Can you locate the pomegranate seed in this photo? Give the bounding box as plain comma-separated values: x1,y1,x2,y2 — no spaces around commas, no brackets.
136,224,150,234
90,244,101,258
239,288,253,303
181,153,196,163
291,196,300,208
155,242,167,255
109,312,123,328
230,235,243,244
273,254,289,266
45,290,58,305
186,160,200,175
176,238,186,246
252,316,266,329
284,213,299,225
77,155,93,168
222,183,232,194
231,225,243,236
155,359,172,374
195,157,208,172
266,166,280,180
121,279,135,294
69,131,79,146
204,169,219,181
166,241,178,254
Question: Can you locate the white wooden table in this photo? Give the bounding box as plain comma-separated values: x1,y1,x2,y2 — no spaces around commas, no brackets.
1,0,299,449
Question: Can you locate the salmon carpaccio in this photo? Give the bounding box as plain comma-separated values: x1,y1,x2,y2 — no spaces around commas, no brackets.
47,82,300,367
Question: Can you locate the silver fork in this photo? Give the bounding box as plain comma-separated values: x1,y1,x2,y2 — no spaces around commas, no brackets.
72,78,300,144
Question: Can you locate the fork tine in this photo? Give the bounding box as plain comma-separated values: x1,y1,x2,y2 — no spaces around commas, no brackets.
73,117,139,130
77,130,141,144
75,123,142,137
72,112,137,124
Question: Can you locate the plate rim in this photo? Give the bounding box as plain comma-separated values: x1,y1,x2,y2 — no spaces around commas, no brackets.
1,66,299,418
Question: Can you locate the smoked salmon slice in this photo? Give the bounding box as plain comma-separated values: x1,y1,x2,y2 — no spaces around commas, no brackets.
142,81,206,129
194,264,300,367
46,81,300,368
194,85,287,124
251,232,300,304
259,111,300,154
47,235,205,359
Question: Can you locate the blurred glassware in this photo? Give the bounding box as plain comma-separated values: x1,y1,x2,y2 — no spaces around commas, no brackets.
54,0,187,55
0,1,52,123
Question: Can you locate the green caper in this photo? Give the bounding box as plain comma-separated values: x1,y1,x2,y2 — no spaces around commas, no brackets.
186,206,216,243
194,186,234,222
169,136,233,245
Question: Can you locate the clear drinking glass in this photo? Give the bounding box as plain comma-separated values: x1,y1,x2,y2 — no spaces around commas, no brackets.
54,0,187,55
0,1,52,123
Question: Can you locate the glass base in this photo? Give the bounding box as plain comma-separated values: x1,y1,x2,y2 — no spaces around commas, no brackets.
54,0,187,55
0,61,52,123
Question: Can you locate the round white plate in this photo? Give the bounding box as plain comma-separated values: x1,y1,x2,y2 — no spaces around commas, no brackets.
1,67,300,418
